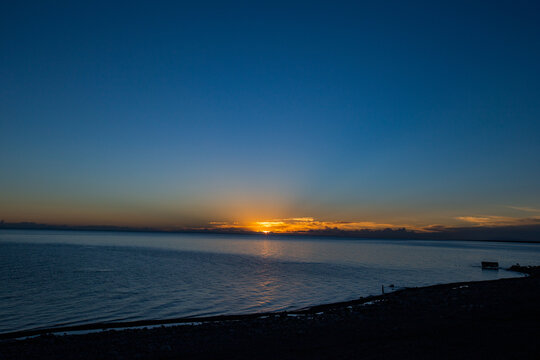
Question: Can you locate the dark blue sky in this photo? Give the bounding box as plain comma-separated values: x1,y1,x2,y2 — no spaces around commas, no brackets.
1,0,540,231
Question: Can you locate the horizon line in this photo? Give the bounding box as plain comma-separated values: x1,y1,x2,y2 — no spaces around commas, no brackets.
1,221,539,243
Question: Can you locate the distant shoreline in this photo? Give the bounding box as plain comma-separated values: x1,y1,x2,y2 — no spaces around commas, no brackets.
1,224,540,244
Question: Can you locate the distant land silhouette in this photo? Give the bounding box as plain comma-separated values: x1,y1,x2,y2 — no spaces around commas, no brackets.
1,221,539,242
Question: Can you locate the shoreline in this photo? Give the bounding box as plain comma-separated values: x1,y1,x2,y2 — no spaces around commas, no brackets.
0,266,533,341
1,265,539,359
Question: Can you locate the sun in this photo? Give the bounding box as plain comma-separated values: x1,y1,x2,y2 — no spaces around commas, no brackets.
252,221,284,233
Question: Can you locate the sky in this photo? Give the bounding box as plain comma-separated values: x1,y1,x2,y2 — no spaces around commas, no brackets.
1,0,540,235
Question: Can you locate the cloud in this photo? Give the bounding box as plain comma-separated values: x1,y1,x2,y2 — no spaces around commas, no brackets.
508,206,540,213
456,216,516,226
208,217,410,233
199,213,540,241
456,215,540,227
284,217,314,222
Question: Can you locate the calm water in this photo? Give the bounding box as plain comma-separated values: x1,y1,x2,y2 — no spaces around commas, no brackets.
1,230,539,334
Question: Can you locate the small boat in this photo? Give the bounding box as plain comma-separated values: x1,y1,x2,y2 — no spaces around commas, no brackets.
481,261,499,270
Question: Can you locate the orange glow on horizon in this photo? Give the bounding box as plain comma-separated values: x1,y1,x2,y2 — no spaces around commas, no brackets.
206,213,540,234
209,217,418,234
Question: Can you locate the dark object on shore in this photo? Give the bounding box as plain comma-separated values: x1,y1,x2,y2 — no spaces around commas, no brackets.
481,261,499,270
508,264,540,276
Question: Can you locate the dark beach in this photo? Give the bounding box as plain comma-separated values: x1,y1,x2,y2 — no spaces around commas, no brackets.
1,265,539,359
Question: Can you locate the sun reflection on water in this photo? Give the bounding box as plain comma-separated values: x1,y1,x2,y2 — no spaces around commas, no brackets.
257,239,283,258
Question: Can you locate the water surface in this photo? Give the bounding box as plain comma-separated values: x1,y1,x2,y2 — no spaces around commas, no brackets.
1,230,539,334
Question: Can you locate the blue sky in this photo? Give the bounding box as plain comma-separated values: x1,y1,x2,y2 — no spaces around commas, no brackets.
1,1,540,231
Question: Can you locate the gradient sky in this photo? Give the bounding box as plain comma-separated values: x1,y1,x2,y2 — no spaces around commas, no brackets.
1,0,540,233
